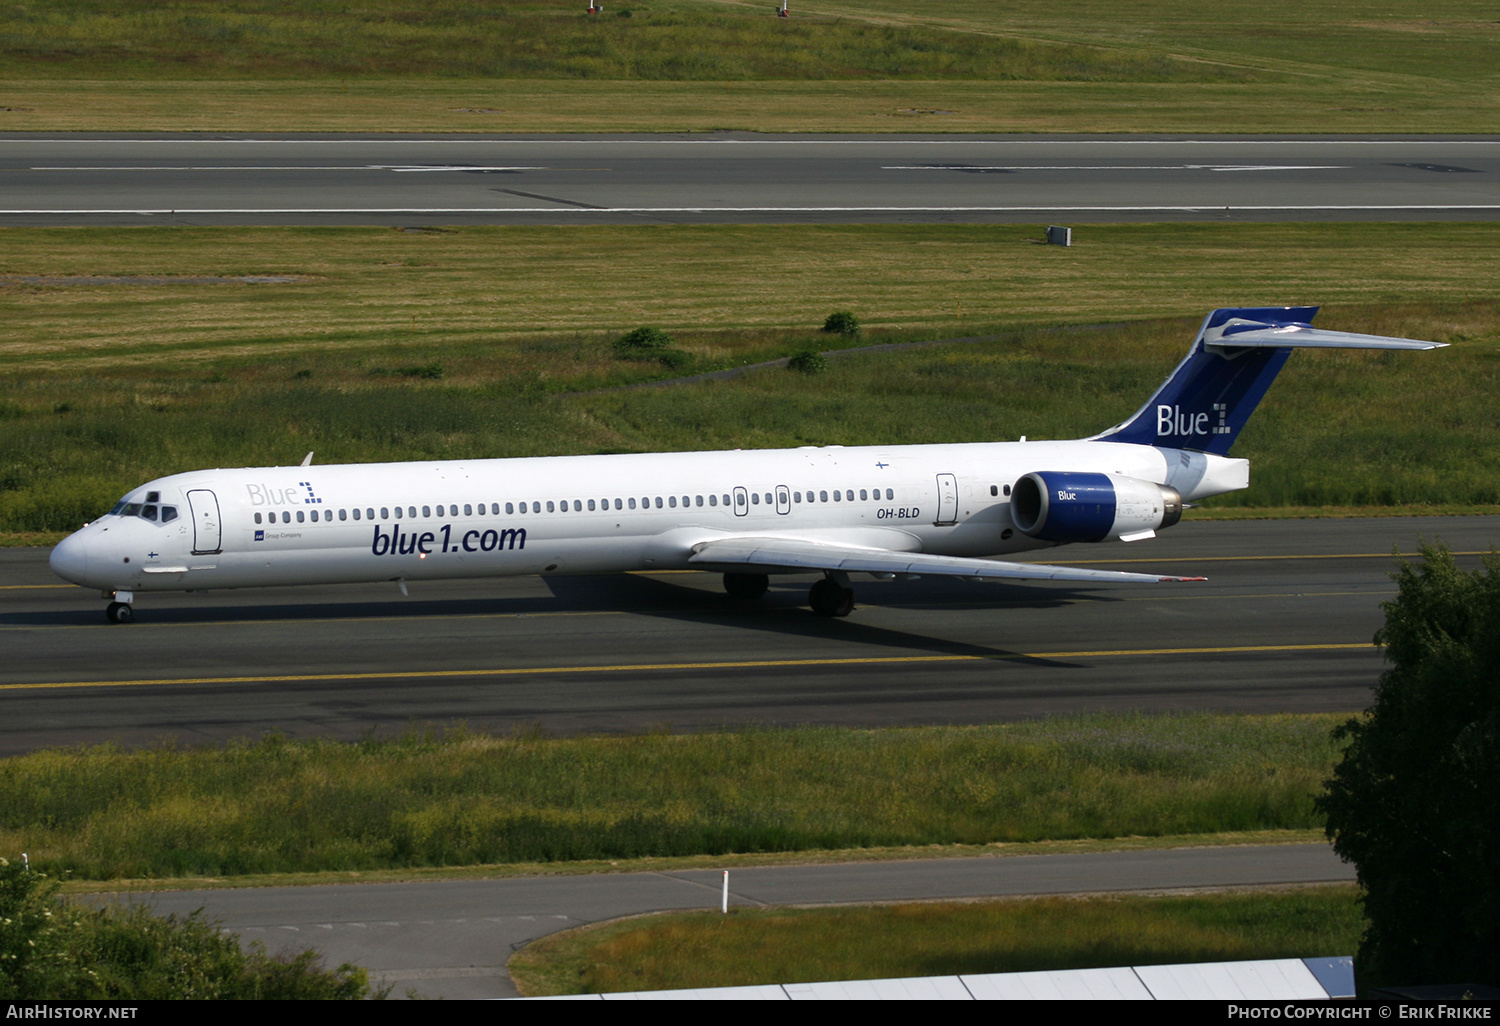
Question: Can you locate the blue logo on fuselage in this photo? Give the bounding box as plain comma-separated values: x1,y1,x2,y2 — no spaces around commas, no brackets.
370,523,526,557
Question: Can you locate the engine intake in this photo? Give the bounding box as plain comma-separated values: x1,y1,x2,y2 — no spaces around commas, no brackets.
1011,472,1183,543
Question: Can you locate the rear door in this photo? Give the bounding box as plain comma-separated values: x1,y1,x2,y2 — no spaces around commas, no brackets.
935,473,958,526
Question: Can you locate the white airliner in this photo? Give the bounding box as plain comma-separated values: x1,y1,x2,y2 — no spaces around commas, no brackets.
50,307,1442,623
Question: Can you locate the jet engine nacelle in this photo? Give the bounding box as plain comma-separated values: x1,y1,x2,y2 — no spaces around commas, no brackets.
1010,472,1183,544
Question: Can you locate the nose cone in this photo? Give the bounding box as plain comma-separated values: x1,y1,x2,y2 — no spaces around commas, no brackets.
50,531,91,585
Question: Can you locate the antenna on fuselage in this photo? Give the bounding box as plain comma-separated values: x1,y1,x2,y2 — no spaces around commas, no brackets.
300,451,314,467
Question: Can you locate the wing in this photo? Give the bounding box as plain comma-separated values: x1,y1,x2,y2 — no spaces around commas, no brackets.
687,536,1203,584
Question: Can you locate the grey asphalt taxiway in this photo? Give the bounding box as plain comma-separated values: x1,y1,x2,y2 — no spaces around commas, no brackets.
3,134,1499,225
6,515,1498,755
132,843,1352,1000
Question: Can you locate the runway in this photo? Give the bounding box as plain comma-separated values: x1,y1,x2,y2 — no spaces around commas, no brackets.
3,134,1498,225
6,515,1498,756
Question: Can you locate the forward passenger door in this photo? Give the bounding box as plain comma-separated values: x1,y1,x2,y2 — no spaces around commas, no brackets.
187,489,222,554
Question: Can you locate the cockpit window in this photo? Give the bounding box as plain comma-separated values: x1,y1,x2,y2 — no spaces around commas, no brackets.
107,500,179,522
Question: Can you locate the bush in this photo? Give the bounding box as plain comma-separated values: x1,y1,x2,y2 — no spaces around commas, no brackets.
656,348,693,372
1318,543,1500,992
821,311,860,336
787,348,829,374
0,857,377,999
613,326,675,358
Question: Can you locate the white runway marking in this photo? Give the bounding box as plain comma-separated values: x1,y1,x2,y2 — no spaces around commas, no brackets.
28,165,549,172
882,165,1348,172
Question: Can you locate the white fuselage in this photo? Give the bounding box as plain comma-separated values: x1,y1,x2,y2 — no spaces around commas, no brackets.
49,439,1247,596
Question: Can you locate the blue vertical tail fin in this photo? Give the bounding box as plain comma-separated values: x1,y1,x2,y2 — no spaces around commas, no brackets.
1094,306,1443,454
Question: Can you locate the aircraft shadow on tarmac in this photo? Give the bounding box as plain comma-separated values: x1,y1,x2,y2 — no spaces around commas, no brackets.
546,574,1102,668
552,570,1116,666
20,572,1116,667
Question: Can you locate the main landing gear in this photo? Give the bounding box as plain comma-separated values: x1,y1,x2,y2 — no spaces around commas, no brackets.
721,571,855,617
722,572,769,601
808,576,855,618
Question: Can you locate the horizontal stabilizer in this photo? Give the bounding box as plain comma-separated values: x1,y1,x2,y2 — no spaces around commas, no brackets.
1205,318,1447,352
1095,306,1445,455
688,536,1203,584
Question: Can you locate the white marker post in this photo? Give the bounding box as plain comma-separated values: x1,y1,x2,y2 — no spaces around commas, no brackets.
721,870,729,913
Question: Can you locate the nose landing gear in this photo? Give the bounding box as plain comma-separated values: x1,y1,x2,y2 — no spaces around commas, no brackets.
103,590,135,624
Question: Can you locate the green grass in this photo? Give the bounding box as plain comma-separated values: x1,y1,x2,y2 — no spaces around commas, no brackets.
6,77,1497,134
0,0,1496,131
7,224,1494,370
61,831,1328,894
804,0,1500,86
0,714,1344,881
509,886,1363,995
2,223,1497,534
0,0,1218,82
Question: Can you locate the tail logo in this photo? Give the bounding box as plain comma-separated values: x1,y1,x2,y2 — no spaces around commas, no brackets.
1156,403,1231,439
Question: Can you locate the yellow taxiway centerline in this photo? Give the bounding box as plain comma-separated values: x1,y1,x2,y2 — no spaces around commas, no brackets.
0,642,1374,692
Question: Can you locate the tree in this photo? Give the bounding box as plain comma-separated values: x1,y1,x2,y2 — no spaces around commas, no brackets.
1318,542,1500,991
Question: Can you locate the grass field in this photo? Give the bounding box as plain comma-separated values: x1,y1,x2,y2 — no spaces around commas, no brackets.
1,715,1342,881
509,886,1363,995
2,222,1497,536
802,0,1500,85
0,0,1216,82
1,0,1496,131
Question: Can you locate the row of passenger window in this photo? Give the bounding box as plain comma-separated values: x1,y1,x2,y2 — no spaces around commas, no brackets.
250,486,901,526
